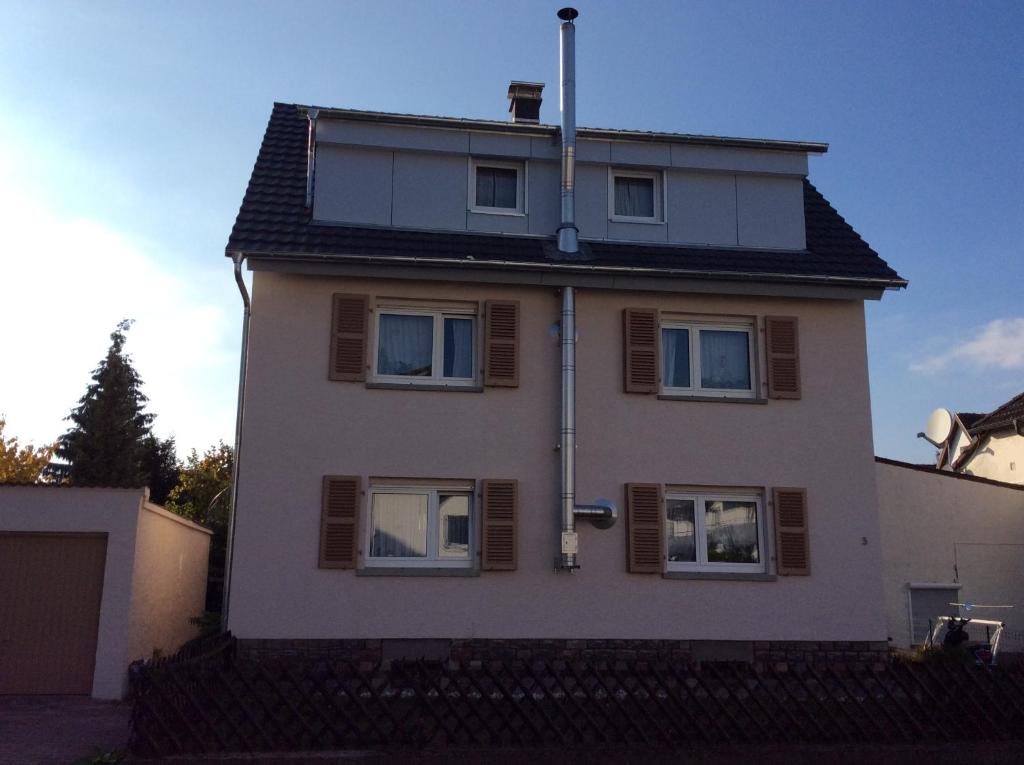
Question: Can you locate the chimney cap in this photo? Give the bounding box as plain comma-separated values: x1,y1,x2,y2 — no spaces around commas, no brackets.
507,81,544,124
557,7,578,21
507,81,545,100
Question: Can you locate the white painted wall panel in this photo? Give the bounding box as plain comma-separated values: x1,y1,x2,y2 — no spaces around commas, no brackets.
576,139,611,163
392,152,467,230
527,161,560,235
666,171,738,246
611,140,671,167
318,120,469,153
469,132,531,158
736,176,806,250
572,164,608,240
467,211,529,235
671,145,808,175
314,146,393,226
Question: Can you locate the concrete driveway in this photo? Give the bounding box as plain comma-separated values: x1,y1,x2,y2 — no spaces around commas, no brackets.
0,696,130,765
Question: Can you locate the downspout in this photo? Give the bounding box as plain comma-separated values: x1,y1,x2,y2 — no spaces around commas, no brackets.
556,8,615,571
221,251,251,627
305,108,319,209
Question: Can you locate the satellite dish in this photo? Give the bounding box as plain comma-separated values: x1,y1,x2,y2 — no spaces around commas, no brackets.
925,408,954,444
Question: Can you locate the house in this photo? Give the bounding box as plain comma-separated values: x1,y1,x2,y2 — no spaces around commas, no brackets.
926,392,1024,484
876,457,1024,654
223,10,906,664
0,486,211,698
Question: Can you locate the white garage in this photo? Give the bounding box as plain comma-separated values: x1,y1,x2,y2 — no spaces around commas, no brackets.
0,486,212,698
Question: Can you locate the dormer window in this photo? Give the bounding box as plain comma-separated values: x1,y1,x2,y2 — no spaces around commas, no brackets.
609,168,663,223
470,159,525,215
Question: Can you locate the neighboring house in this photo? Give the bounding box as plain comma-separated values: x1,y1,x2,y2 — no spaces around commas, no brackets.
223,17,906,663
876,457,1024,654
0,486,211,698
930,392,1024,485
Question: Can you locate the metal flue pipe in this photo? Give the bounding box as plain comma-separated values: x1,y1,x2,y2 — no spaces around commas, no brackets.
556,9,616,571
560,285,579,569
556,7,579,255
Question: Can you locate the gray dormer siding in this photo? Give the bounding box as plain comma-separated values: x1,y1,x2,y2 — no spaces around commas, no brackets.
313,119,809,250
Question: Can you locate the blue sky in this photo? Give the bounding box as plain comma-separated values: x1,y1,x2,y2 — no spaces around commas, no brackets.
1,1,1020,462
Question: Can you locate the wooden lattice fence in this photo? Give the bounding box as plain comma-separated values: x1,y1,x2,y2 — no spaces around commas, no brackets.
129,635,1024,757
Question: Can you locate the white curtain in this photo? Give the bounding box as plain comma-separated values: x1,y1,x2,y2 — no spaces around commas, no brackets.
443,318,474,378
615,177,655,217
378,314,433,376
661,328,690,388
699,330,749,389
371,493,428,558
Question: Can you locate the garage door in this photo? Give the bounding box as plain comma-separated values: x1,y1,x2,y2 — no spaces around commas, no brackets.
0,533,107,694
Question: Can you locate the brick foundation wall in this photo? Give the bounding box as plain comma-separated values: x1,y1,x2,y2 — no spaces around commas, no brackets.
236,637,890,665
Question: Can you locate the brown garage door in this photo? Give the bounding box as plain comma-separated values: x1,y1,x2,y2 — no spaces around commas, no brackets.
0,532,107,694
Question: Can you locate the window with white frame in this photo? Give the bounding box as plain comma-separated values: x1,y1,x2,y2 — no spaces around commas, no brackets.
666,491,765,573
661,318,755,397
366,486,473,567
609,169,662,222
374,305,476,385
470,159,525,214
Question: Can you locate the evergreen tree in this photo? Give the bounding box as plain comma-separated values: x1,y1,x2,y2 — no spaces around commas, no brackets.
141,434,181,504
52,320,155,486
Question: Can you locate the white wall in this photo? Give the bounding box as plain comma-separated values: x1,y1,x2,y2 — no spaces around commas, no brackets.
127,502,211,662
229,272,884,644
0,488,213,698
962,431,1024,485
312,119,808,249
876,460,1024,652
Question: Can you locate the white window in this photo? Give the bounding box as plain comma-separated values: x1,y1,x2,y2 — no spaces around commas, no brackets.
609,168,663,223
366,486,473,568
666,491,765,574
373,306,476,386
470,159,525,215
661,318,755,398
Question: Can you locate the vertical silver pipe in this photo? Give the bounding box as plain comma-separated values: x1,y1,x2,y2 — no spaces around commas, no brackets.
560,286,577,569
556,8,578,254
305,108,319,209
222,252,251,627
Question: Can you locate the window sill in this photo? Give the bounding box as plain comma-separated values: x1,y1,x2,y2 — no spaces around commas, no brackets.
609,217,665,225
357,566,480,578
469,208,526,217
366,382,483,393
663,571,777,582
657,394,767,404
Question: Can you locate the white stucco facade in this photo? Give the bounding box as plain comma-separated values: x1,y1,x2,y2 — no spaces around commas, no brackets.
227,271,886,645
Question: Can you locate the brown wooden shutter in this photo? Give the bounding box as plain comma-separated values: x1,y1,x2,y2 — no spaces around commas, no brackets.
623,308,659,393
483,301,519,387
773,487,810,576
329,294,369,381
626,483,663,573
481,479,517,570
319,476,360,569
765,316,801,399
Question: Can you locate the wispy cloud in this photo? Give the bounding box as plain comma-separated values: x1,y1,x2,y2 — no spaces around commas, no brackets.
0,153,238,456
911,318,1024,373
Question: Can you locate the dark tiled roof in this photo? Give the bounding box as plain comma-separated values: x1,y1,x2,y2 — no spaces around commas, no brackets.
956,412,986,429
226,103,906,288
969,392,1024,436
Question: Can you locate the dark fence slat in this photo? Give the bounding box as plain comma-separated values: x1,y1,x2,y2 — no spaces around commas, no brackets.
129,635,1024,757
